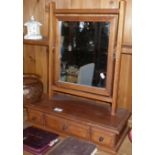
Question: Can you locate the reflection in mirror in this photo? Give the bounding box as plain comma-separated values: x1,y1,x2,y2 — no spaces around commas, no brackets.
59,21,110,88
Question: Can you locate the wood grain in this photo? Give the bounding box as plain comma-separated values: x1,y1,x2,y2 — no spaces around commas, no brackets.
117,53,132,112
53,15,117,97
24,94,130,134
23,45,48,93
23,38,49,46
24,94,130,153
112,0,126,115
23,0,132,111
54,9,119,14
53,0,119,9
23,118,132,155
123,0,132,45
23,0,49,93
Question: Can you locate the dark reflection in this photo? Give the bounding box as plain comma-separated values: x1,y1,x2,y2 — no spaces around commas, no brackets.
59,21,110,88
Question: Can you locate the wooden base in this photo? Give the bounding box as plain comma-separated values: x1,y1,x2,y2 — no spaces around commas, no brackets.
98,125,129,154
24,94,130,154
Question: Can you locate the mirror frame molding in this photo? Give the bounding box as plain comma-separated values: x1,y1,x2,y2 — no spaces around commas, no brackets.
54,15,117,97
48,0,126,115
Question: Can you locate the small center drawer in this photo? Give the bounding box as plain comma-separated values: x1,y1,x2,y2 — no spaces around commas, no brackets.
91,127,115,147
27,109,44,126
45,114,89,139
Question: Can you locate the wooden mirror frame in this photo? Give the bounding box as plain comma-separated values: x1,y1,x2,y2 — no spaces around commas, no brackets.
54,15,117,96
48,0,126,115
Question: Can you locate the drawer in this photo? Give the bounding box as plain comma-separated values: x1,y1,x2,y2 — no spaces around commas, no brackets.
27,109,44,126
91,127,115,147
45,114,66,131
45,114,89,139
66,121,89,139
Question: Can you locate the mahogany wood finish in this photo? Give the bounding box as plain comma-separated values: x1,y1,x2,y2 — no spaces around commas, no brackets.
27,109,44,126
25,94,130,153
45,114,90,139
91,127,116,147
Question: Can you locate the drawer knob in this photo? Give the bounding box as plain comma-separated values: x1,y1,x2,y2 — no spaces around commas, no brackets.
62,124,68,131
32,117,37,122
99,136,104,142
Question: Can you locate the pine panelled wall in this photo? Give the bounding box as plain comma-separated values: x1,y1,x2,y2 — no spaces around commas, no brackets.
23,0,132,112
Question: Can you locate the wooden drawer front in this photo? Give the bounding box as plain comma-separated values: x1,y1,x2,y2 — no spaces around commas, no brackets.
91,127,115,147
45,115,89,139
45,114,66,131
27,109,44,126
66,121,89,139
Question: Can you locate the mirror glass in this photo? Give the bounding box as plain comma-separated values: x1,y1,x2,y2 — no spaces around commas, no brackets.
59,21,110,88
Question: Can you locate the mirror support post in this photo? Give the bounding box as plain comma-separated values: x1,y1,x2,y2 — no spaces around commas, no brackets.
111,0,126,115
48,2,56,99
